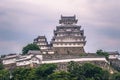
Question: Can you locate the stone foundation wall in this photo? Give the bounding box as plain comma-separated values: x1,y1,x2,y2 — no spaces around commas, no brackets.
56,61,110,71
43,54,104,61
43,54,81,60
4,63,16,70
53,47,85,54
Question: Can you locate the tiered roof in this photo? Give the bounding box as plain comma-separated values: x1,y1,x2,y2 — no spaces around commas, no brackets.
51,15,86,47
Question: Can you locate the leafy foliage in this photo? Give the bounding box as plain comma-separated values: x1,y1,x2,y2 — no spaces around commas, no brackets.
112,73,120,80
35,64,57,79
67,62,109,80
12,68,31,80
48,71,71,80
0,69,9,80
96,49,109,59
22,43,40,55
12,64,57,80
0,62,119,80
0,63,4,70
67,61,85,80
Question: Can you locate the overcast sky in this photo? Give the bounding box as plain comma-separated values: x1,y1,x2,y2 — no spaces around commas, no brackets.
0,0,120,54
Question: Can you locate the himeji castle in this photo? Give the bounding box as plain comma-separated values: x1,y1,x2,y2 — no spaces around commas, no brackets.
2,15,119,71
34,15,86,54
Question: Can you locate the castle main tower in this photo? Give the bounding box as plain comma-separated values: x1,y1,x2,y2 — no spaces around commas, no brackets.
51,15,86,54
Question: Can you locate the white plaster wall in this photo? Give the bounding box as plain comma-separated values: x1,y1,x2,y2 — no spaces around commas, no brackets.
3,58,16,64
36,55,43,61
16,55,42,66
53,44,84,47
42,58,108,64
16,60,31,66
41,47,48,49
48,52,54,54
109,55,118,59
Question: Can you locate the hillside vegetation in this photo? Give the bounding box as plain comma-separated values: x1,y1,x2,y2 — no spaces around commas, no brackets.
0,62,120,80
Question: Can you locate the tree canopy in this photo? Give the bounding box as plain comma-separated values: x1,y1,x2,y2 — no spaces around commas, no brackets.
22,43,40,55
11,64,57,80
48,71,71,80
67,61,109,80
0,63,4,70
0,69,9,80
96,49,109,58
112,73,120,80
0,61,119,80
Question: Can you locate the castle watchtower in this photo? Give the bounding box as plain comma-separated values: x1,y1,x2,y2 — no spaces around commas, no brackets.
34,36,48,50
51,15,86,54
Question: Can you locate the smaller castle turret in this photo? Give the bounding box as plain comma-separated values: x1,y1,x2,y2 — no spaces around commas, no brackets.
33,36,48,50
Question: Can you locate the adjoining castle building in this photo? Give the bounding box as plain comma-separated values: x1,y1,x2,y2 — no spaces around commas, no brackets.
33,36,48,50
34,15,86,54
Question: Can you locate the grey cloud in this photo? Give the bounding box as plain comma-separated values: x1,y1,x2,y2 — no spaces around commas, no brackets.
0,28,19,41
0,0,120,54
98,28,120,39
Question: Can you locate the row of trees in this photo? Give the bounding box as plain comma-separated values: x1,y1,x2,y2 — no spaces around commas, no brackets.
0,62,120,80
0,63,57,80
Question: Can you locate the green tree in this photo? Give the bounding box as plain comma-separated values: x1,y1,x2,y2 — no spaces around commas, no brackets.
67,61,85,80
112,73,120,80
22,43,40,55
67,61,80,74
83,63,102,78
48,71,71,80
0,63,4,70
12,64,57,80
100,70,109,80
0,69,9,80
35,64,57,79
12,68,31,80
26,68,38,80
96,49,109,59
83,63,109,80
67,62,109,80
